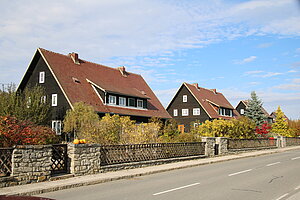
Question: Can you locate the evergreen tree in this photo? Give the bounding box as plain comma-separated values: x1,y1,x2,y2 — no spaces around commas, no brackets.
244,91,267,127
271,106,291,137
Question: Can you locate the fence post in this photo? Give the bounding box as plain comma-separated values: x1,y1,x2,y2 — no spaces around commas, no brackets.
215,137,228,155
202,137,215,157
11,145,52,184
68,143,101,176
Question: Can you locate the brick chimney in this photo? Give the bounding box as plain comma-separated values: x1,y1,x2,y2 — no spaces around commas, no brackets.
117,66,127,77
69,52,80,65
211,89,217,94
192,83,199,89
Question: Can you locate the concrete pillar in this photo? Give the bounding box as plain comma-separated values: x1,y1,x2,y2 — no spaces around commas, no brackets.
202,137,215,157
216,137,228,155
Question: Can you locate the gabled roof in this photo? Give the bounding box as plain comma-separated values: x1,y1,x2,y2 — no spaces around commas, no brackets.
20,48,171,119
238,100,272,118
167,82,238,119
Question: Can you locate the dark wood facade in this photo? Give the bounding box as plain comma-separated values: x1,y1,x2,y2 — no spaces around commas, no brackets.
18,51,71,123
167,84,210,132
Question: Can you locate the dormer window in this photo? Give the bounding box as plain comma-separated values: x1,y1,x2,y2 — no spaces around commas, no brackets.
39,71,45,83
128,98,135,107
137,99,143,108
119,97,126,106
183,95,187,102
109,95,116,105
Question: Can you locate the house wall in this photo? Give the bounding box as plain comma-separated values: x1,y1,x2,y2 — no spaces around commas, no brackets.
20,53,71,123
236,102,246,116
167,85,210,132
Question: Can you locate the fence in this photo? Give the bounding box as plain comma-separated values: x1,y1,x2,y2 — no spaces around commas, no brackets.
0,147,14,177
227,138,277,150
100,142,206,166
286,137,300,146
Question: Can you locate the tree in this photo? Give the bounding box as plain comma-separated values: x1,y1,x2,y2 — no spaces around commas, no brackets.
63,102,100,139
288,120,300,137
158,119,181,142
0,116,59,147
271,106,291,137
0,84,50,125
244,91,267,127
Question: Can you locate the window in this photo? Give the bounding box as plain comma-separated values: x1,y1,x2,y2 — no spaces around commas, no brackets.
193,108,200,115
173,109,178,117
182,109,189,116
109,95,116,105
137,99,143,108
52,120,62,135
39,71,45,83
41,95,46,104
52,94,57,106
240,109,245,115
128,98,135,107
119,97,126,106
183,95,187,102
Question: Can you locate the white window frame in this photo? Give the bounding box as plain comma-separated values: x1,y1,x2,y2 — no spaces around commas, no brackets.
173,109,178,117
183,95,187,102
193,108,200,116
182,109,189,116
41,95,46,104
119,97,126,106
52,120,62,135
39,71,45,83
137,99,143,108
109,95,116,105
128,98,135,107
240,109,244,115
52,94,57,106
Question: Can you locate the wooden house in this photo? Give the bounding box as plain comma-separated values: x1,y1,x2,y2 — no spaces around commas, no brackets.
166,82,239,133
18,48,171,134
235,100,274,123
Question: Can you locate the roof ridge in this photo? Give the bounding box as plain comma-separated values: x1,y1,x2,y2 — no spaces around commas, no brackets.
185,82,223,95
38,47,142,77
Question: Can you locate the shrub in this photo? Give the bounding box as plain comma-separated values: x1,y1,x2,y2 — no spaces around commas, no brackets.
0,116,59,147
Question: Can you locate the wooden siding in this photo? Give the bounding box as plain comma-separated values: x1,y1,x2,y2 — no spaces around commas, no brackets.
167,84,210,132
236,101,246,116
19,52,71,123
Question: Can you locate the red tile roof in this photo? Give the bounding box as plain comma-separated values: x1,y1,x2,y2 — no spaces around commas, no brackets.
184,83,239,119
38,48,171,119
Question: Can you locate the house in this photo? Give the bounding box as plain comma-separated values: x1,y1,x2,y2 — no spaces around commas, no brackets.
235,100,274,123
270,111,289,122
18,48,171,135
166,82,239,133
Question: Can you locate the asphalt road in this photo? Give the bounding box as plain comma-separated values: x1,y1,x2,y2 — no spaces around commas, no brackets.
40,149,300,200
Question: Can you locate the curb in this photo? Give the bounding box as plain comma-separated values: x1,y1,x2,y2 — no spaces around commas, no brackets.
2,146,300,196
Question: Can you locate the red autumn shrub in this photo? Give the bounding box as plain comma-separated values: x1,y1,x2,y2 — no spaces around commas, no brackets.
255,122,272,138
0,116,60,147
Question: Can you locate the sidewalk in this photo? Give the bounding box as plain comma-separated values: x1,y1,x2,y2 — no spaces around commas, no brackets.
1,146,300,196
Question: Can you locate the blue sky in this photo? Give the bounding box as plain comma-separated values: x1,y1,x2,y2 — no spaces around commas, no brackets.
1,0,300,119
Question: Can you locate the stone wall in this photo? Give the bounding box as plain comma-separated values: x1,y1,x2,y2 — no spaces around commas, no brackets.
68,144,101,176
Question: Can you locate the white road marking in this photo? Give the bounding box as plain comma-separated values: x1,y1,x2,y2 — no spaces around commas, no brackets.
228,169,253,177
291,156,300,160
275,193,289,200
266,162,281,167
295,185,300,190
153,182,200,196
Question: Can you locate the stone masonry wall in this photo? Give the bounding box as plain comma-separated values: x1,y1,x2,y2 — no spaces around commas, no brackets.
68,144,102,176
11,145,52,185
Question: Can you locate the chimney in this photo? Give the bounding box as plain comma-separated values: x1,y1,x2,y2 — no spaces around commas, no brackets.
192,83,199,89
69,52,80,65
211,89,217,94
117,66,127,77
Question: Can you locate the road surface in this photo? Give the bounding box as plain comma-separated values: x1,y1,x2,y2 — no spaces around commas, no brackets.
40,149,300,200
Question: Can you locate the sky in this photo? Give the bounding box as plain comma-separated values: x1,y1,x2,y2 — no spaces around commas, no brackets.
1,0,300,119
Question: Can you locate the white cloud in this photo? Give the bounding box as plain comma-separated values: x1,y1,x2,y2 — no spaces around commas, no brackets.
244,70,264,75
257,43,273,48
261,72,283,78
235,56,257,64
